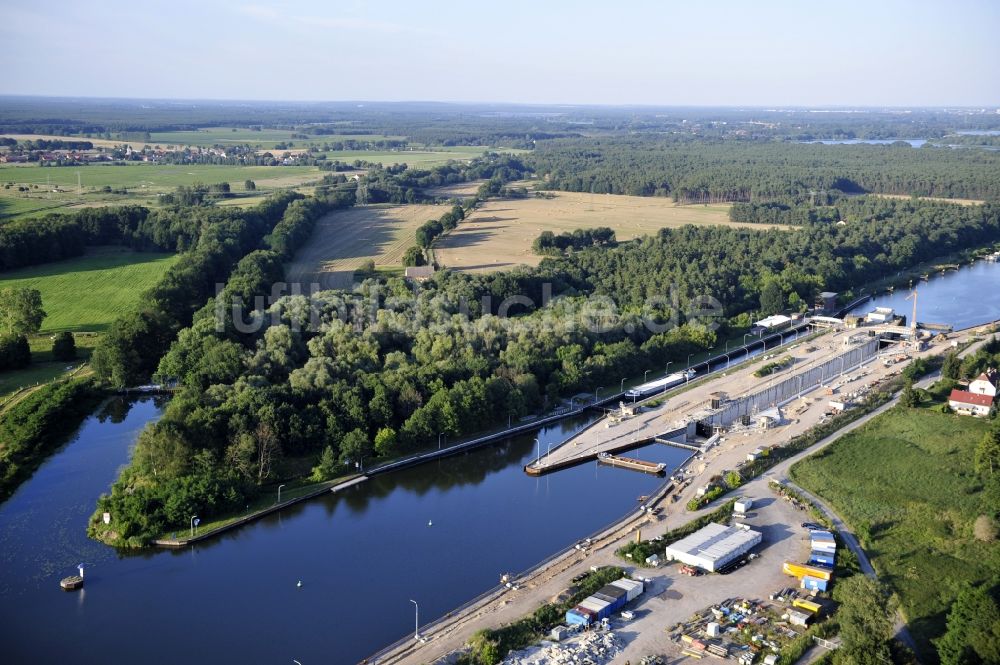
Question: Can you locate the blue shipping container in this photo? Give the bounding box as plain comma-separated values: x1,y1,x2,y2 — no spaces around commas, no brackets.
809,551,835,566
801,576,828,592
566,609,590,626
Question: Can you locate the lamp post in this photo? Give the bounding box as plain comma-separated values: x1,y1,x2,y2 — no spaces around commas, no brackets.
744,333,752,346
665,361,672,376
410,599,420,640
686,353,693,369
644,370,650,383
620,377,625,393
190,515,199,538
277,484,286,504
595,387,602,403
438,433,444,450
535,437,541,462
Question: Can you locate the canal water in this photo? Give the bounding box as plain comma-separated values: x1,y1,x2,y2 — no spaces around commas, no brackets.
846,257,1000,330
3,256,998,664
0,397,688,664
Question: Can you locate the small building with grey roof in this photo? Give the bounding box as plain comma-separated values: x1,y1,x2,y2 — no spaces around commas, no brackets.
663,522,762,572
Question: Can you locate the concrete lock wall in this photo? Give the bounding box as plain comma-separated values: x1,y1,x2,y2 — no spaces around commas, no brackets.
705,338,879,427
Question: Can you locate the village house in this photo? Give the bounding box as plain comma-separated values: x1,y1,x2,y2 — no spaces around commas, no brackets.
969,369,998,397
948,389,995,417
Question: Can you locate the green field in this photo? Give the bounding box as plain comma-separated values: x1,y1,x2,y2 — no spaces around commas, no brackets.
0,247,179,332
148,127,406,147
0,197,71,220
0,163,322,191
0,334,99,403
790,406,999,659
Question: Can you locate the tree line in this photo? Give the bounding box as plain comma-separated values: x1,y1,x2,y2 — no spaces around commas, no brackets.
88,190,345,388
532,227,616,255
528,136,1000,202
87,193,1000,546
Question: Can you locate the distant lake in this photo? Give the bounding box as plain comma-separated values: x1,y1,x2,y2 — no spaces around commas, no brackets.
802,139,927,147
955,130,1000,136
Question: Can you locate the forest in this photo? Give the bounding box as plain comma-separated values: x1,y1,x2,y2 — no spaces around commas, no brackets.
527,137,1000,201
88,194,1000,546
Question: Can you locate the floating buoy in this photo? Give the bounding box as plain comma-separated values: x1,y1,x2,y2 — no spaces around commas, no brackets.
427,520,433,527
297,580,302,588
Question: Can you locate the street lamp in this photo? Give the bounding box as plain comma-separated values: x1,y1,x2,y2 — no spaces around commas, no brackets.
277,484,286,503
535,437,541,462
644,370,650,382
665,361,672,376
687,353,693,369
744,333,752,346
190,515,199,538
725,340,729,353
410,599,420,640
620,377,625,393
595,386,602,403
438,433,444,450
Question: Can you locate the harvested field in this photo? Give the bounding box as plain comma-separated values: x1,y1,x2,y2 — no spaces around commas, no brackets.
424,180,484,198
435,191,787,273
286,204,440,284
873,193,985,206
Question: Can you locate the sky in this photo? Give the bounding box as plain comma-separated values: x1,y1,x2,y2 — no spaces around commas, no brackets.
1,0,998,106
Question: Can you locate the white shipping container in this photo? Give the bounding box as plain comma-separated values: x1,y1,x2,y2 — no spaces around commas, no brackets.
579,597,610,614
610,578,643,602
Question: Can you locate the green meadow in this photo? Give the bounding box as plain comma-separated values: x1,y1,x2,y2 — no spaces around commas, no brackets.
0,246,179,332
0,163,322,191
147,127,406,147
790,406,999,659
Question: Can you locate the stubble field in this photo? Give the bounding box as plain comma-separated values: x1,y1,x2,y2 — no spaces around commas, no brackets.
285,204,442,284
434,191,787,273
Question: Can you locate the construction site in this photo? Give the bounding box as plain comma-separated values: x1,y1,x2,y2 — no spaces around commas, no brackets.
524,305,943,480
372,295,989,665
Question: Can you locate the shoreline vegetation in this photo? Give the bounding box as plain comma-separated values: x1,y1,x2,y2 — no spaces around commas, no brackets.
2,113,1000,561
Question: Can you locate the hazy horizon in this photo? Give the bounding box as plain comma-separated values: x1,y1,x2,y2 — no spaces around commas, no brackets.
2,0,999,107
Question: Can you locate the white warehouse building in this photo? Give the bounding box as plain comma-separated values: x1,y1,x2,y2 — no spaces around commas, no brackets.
663,523,762,572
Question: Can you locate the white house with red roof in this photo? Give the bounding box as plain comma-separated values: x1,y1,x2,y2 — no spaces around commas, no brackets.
948,389,995,417
969,369,998,398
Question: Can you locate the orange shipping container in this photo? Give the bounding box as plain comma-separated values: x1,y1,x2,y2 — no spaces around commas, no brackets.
783,561,832,581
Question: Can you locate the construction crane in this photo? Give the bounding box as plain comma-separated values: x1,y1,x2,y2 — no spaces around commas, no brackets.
905,286,918,330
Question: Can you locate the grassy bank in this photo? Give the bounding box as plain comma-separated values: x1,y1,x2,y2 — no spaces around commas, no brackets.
790,406,1000,659
0,377,105,502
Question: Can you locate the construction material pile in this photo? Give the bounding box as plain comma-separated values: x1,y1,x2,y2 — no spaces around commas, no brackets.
503,631,623,665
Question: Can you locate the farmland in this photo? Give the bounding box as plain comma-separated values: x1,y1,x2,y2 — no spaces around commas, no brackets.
434,191,787,273
148,127,406,148
0,163,324,219
790,406,1000,658
0,246,179,332
0,163,321,192
285,203,441,282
